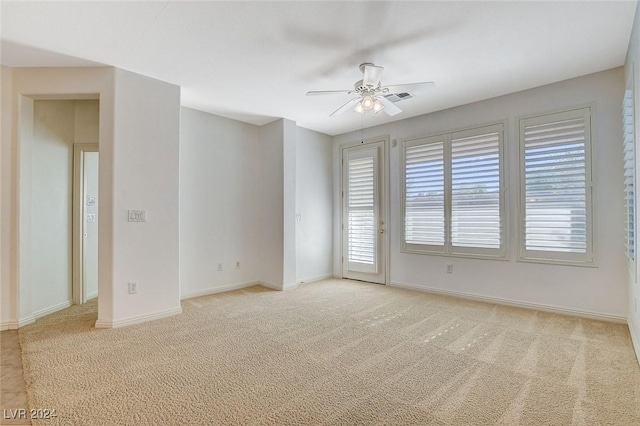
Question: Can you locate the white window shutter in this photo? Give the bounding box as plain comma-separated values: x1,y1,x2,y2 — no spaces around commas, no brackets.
623,89,635,260
347,155,376,268
520,107,593,264
451,128,502,252
404,140,445,249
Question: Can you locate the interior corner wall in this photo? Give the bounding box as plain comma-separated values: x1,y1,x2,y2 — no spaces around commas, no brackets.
258,119,285,289
179,111,333,295
1,66,15,329
110,69,181,325
179,107,263,298
295,127,333,283
282,119,297,289
626,0,640,363
333,67,627,319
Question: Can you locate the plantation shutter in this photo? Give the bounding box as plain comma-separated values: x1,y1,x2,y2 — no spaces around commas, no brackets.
623,89,635,260
451,125,503,254
521,107,593,263
346,150,377,273
404,138,445,250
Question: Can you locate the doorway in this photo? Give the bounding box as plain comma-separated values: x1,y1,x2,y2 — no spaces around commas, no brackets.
22,99,99,321
73,144,99,304
341,139,388,284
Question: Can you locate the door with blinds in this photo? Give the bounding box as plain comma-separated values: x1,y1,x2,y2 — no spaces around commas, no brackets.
342,141,386,284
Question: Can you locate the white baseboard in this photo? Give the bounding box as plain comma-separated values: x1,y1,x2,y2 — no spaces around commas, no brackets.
628,319,640,367
181,281,260,300
259,281,282,291
95,307,182,329
256,281,299,291
390,281,626,323
282,282,299,291
18,316,35,328
33,300,72,320
87,291,98,300
298,273,333,285
1,319,25,330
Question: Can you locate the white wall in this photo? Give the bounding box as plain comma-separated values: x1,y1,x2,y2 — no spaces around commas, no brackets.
258,119,285,289
31,100,74,317
282,119,297,289
295,127,333,283
180,110,333,295
109,68,181,326
1,66,15,328
626,0,640,361
30,100,98,317
333,68,627,319
179,107,263,297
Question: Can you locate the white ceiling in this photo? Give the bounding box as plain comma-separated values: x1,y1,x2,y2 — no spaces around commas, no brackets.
1,1,636,136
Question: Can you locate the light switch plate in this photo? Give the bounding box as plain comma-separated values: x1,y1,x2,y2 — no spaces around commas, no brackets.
128,210,147,222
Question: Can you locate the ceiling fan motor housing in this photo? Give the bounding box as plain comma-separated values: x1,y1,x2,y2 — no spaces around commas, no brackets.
353,79,387,96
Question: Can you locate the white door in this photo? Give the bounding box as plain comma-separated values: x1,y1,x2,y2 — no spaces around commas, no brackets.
72,144,98,305
82,151,99,302
342,141,386,284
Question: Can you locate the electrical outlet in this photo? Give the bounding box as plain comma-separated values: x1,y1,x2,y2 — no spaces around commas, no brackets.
235,261,240,269
217,263,222,272
446,264,453,274
128,281,138,294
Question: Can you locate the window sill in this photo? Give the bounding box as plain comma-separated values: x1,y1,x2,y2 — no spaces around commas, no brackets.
400,247,508,261
517,256,597,268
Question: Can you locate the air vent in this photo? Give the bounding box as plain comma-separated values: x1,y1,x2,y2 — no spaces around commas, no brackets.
384,92,413,103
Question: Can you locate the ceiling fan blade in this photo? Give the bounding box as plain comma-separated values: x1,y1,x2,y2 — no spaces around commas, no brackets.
383,81,435,94
329,98,360,117
377,96,402,116
306,90,353,96
363,64,384,87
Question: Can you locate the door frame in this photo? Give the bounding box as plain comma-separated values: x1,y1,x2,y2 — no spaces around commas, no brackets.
340,135,390,285
72,143,99,305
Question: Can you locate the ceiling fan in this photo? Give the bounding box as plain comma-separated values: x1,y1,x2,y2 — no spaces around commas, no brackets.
306,63,434,117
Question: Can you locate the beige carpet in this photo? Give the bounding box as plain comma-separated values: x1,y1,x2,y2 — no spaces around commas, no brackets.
18,279,640,425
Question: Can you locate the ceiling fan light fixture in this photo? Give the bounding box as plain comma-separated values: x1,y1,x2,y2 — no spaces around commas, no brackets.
362,95,374,111
373,98,384,113
354,102,365,114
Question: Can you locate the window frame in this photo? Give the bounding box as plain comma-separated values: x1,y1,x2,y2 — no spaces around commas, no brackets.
400,122,507,260
517,106,595,267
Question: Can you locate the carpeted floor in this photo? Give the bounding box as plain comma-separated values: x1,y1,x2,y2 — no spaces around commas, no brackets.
17,279,640,425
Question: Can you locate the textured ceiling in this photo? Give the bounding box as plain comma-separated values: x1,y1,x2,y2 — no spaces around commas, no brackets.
1,1,636,135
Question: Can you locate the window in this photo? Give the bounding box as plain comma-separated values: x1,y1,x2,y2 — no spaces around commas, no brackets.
623,88,635,260
402,123,505,258
519,107,593,265
347,154,376,269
